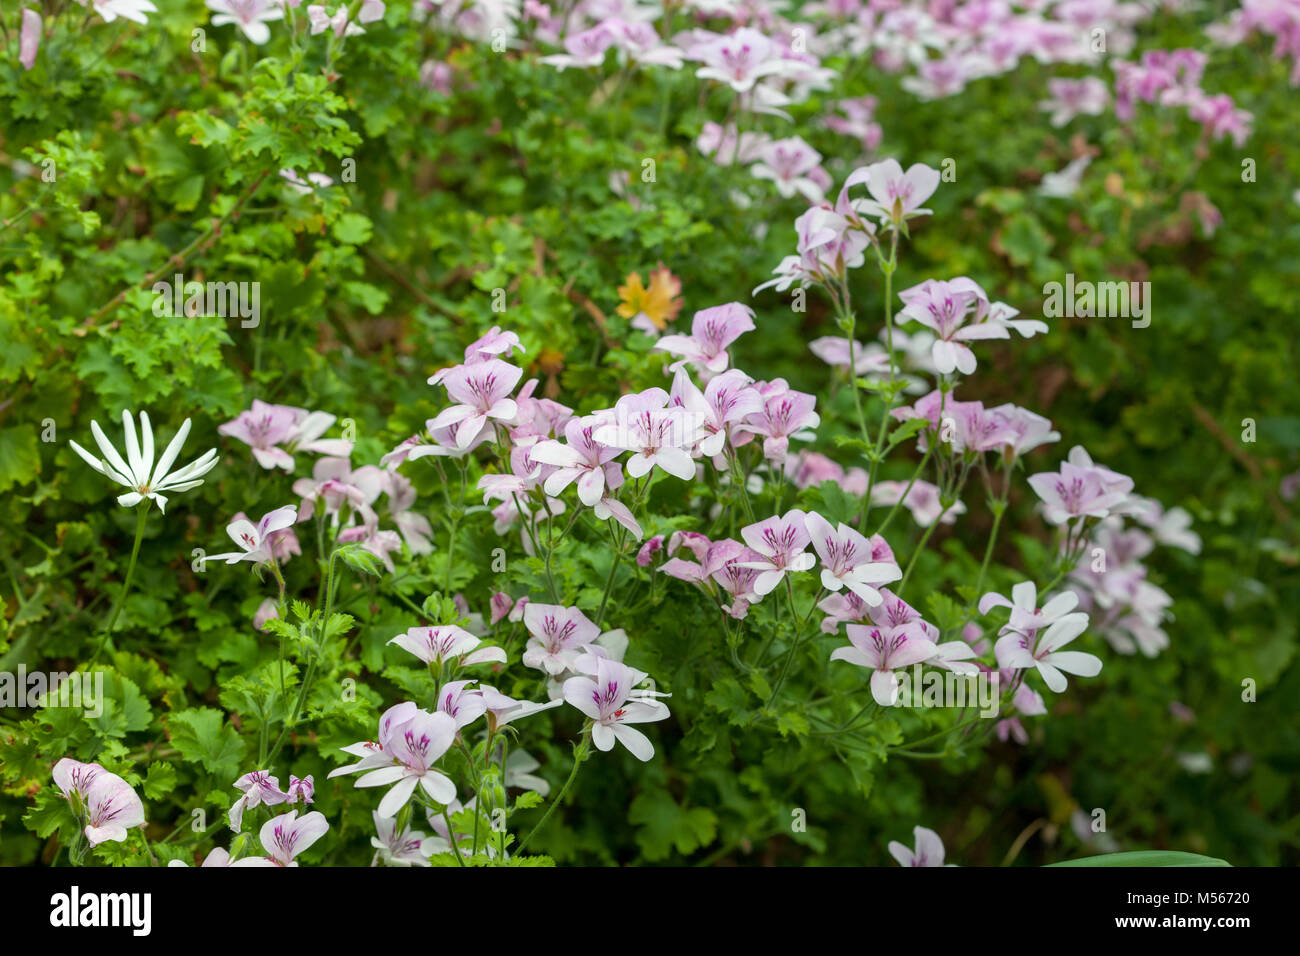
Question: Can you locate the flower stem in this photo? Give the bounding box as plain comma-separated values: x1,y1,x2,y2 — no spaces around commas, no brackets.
90,504,149,666
517,734,589,855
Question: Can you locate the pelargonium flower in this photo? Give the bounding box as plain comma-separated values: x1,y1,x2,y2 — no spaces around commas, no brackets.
592,389,701,481
739,510,817,595
610,19,684,70
206,0,284,44
531,415,625,505
307,3,363,36
287,775,314,805
870,479,965,527
80,0,159,25
562,656,671,761
428,358,524,449
751,136,830,202
979,581,1082,636
839,158,940,228
476,685,564,732
995,611,1101,693
208,505,299,566
227,770,290,832
521,603,601,675
831,624,938,705
755,206,871,295
19,8,40,70
743,380,821,463
388,625,507,668
693,27,798,92
989,404,1060,458
669,367,763,460
805,512,901,605
53,758,146,847
896,277,1004,375
328,702,458,816
253,810,330,866
888,826,955,867
436,679,489,731
539,22,617,70
371,810,437,867
69,410,218,513
1039,76,1110,126
654,302,755,376
809,336,892,375
218,400,352,471
1027,446,1135,524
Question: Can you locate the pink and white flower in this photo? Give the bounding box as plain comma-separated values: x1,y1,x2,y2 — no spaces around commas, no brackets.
562,657,670,761
804,512,901,605
53,758,146,847
738,510,817,595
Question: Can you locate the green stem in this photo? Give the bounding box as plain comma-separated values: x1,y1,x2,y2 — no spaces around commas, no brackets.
90,504,149,665
517,735,589,854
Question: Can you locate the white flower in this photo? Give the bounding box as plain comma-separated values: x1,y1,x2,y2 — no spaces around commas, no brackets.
68,410,218,513
81,0,159,25
206,0,284,44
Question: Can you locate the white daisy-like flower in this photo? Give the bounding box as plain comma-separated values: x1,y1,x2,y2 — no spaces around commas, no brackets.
68,410,219,513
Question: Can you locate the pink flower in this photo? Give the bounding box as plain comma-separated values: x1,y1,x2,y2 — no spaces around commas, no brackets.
531,415,624,505
428,359,524,449
809,336,891,375
739,510,817,595
804,512,901,604
824,96,883,153
256,810,330,866
989,404,1060,457
994,611,1101,693
655,302,755,375
870,479,965,527
53,758,146,847
897,277,1005,375
19,9,40,70
489,592,514,624
743,380,820,463
521,603,601,675
419,59,453,94
476,685,563,731
693,27,797,92
831,624,938,705
388,625,507,668
670,367,763,460
839,158,940,227
287,775,314,804
371,810,437,866
1027,446,1134,524
436,679,489,731
562,657,670,761
888,826,953,866
593,389,701,481
1039,77,1110,126
329,702,458,816
218,401,352,470
540,23,617,70
208,505,299,565
637,536,664,566
228,769,290,832
751,136,829,201
206,0,284,44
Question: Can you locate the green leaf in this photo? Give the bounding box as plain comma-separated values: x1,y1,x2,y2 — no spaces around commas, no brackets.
1047,851,1231,867
628,789,718,862
166,707,247,780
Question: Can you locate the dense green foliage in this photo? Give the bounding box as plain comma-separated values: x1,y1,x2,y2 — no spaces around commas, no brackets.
1,0,1297,867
